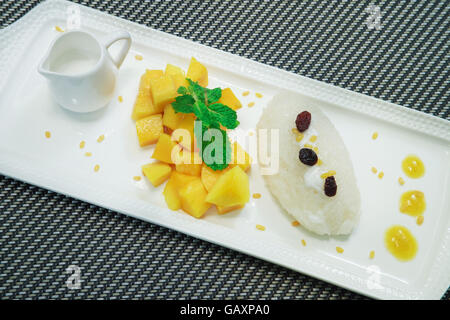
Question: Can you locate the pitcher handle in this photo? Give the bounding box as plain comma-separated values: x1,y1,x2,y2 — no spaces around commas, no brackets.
102,30,131,69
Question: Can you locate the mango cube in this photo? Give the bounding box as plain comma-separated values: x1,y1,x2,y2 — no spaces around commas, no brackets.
162,104,184,130
151,75,177,111
175,152,202,176
131,69,164,120
173,113,196,151
217,204,244,215
200,164,229,192
136,114,163,147
163,173,181,210
142,162,172,187
151,133,178,163
205,166,250,207
230,142,252,171
218,88,242,111
186,57,208,87
165,64,185,77
179,178,211,218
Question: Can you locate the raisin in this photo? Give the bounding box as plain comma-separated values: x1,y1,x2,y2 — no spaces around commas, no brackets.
295,111,311,132
324,176,337,197
299,148,318,166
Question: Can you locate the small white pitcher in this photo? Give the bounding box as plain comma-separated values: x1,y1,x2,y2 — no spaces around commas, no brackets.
38,29,131,113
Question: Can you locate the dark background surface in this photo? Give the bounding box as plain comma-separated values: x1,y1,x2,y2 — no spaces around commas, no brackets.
0,0,449,299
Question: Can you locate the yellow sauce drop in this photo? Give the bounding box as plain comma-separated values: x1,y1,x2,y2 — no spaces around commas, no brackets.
317,159,323,166
336,247,344,254
133,176,141,181
309,135,317,142
384,225,418,261
242,91,250,96
252,193,261,199
291,221,300,227
378,171,384,179
369,250,375,259
135,54,143,61
97,134,105,143
399,190,426,216
55,26,64,32
398,177,405,186
255,93,263,98
85,152,92,157
301,239,306,246
372,132,378,140
320,170,336,179
371,167,377,174
118,96,123,103
94,164,100,172
402,155,425,179
45,131,51,138
79,140,86,149
248,102,255,107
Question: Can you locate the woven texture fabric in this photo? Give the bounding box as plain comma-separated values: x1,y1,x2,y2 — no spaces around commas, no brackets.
0,0,449,300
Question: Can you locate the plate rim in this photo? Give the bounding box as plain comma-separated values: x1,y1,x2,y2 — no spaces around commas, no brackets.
0,0,449,300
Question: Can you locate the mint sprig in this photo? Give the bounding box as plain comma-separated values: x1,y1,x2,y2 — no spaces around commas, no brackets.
171,79,239,170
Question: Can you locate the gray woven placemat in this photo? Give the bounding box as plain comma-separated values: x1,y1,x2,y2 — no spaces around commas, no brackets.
0,0,449,300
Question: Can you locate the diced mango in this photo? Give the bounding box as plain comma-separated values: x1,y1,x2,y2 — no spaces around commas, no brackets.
218,88,242,111
200,164,230,192
175,152,202,176
172,74,189,91
151,75,177,111
165,64,185,77
131,70,164,120
173,113,196,151
205,166,250,207
162,104,184,130
179,178,211,218
142,162,172,187
217,204,244,215
230,142,252,171
136,114,163,146
151,133,178,163
163,173,181,210
139,69,164,91
171,170,198,187
186,57,208,87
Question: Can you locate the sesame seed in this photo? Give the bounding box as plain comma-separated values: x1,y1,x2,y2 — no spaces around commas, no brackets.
416,215,424,226
45,131,51,138
369,251,375,259
79,141,85,149
398,177,405,185
55,26,64,32
118,96,123,103
84,152,92,157
248,102,255,107
94,164,100,172
317,159,323,166
371,167,377,174
256,224,265,231
295,133,303,142
242,91,250,96
252,193,261,199
309,135,317,142
378,171,384,179
372,132,378,140
336,247,344,253
301,239,306,246
97,134,105,143
255,93,263,98
135,54,143,61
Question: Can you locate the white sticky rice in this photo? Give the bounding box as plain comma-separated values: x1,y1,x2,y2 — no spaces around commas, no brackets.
257,91,361,235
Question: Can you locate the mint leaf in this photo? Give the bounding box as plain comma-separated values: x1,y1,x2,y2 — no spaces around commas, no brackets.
177,86,188,95
208,103,239,129
192,101,212,126
171,94,195,113
205,87,222,104
200,124,230,171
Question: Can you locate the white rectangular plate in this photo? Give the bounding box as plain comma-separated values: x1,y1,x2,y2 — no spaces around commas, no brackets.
1,0,449,300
